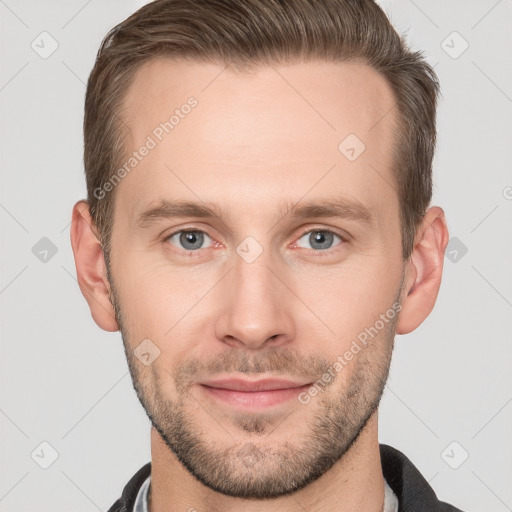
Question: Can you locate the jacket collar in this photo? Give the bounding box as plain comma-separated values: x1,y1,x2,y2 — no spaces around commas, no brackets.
380,444,462,511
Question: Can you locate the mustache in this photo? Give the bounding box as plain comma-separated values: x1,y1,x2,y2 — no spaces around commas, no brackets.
172,346,334,385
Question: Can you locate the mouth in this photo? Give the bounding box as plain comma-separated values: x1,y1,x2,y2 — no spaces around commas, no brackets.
198,377,313,410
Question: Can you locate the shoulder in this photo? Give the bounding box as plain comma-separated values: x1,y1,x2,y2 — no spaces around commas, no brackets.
107,462,152,512
380,444,466,512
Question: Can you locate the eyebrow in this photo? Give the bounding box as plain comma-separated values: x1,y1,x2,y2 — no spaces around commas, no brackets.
136,197,376,229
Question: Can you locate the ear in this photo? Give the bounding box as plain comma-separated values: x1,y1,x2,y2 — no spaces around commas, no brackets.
396,206,450,335
70,200,119,332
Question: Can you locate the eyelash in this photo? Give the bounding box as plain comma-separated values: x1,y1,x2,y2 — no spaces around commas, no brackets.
162,226,347,257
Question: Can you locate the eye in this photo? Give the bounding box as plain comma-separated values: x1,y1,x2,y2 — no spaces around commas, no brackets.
163,228,344,254
295,229,343,251
166,230,213,251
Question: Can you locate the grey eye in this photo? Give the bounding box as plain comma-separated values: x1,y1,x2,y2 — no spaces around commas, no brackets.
296,230,342,251
168,230,212,251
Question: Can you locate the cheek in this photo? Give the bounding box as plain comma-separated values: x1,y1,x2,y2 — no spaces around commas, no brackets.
110,257,174,338
112,257,220,362
290,256,402,343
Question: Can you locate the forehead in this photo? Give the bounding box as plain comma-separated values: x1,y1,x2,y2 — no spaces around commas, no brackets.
117,57,398,226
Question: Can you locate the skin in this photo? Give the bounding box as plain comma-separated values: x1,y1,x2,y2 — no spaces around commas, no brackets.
71,58,449,511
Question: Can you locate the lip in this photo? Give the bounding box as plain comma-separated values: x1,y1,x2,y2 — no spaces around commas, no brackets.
200,377,311,392
199,377,312,410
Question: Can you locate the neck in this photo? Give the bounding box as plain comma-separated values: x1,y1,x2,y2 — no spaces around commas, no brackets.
148,410,385,512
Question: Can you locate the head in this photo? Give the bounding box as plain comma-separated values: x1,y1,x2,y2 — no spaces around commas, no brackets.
71,0,449,500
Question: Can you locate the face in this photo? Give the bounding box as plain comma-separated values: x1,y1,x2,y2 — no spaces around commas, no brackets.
107,57,405,498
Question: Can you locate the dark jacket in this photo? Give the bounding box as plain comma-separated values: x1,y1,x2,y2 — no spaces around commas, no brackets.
107,444,465,511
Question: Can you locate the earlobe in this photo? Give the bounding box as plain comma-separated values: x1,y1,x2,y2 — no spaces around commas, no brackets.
70,200,119,332
396,206,450,335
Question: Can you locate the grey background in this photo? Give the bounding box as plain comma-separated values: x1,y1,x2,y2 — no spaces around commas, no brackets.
1,0,511,510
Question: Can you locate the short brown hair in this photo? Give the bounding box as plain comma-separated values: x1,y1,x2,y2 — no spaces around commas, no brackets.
84,0,440,264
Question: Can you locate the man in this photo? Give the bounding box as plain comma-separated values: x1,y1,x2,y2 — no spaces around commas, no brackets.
70,0,464,510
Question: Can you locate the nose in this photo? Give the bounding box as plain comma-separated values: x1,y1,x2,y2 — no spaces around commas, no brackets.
214,250,295,351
